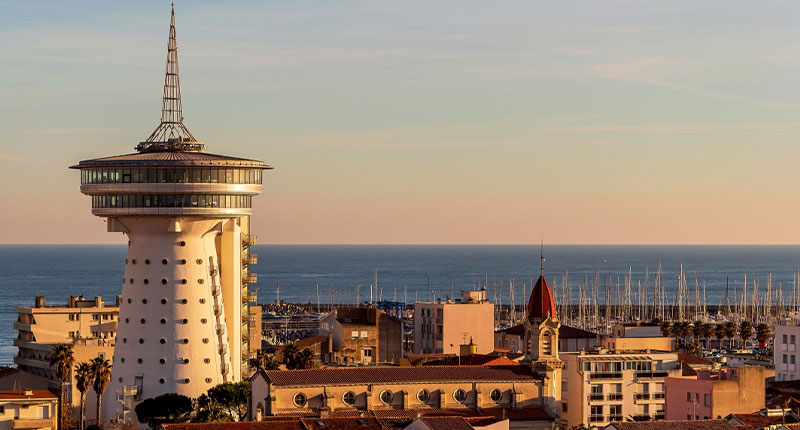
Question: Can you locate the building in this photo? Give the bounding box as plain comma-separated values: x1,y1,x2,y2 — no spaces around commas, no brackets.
161,415,510,430
602,336,675,352
725,409,800,429
249,273,564,430
414,289,494,355
0,390,57,430
319,307,403,364
13,296,118,421
247,291,262,374
561,349,681,428
70,5,270,420
495,324,598,354
665,366,766,421
274,336,333,365
775,321,800,381
612,322,663,338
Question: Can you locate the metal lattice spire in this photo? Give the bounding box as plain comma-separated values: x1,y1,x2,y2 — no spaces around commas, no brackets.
138,3,204,152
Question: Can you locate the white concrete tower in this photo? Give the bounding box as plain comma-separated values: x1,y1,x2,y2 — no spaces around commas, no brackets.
70,5,271,421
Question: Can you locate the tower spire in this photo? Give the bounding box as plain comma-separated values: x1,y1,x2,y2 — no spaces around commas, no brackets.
540,237,545,276
138,3,203,153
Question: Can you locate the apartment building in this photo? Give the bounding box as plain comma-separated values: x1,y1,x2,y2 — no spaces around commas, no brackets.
319,307,403,364
561,349,680,428
496,324,598,354
414,289,494,355
13,295,119,421
665,366,765,420
775,321,800,381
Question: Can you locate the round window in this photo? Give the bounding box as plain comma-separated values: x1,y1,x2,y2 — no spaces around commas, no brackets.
161,318,167,324
140,319,145,324
144,279,149,285
162,259,168,265
342,391,356,406
379,390,393,405
161,279,168,285
205,378,212,383
180,241,186,247
159,358,166,364
159,378,165,384
181,279,187,285
417,389,430,403
196,259,203,265
453,389,467,403
293,393,307,407
490,388,502,402
132,259,137,265
198,279,204,284
160,338,166,344
129,279,134,284
161,299,167,304
145,259,150,265
204,358,211,364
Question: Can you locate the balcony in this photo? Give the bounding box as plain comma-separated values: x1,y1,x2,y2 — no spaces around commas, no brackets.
13,418,56,429
244,273,258,284
631,414,651,421
219,344,228,355
635,393,651,400
221,364,230,375
636,370,669,379
211,285,220,296
589,415,605,423
652,392,665,400
216,326,226,336
607,415,623,422
653,413,665,420
589,372,622,380
589,393,604,401
242,235,258,247
243,254,258,265
607,393,623,401
213,305,222,316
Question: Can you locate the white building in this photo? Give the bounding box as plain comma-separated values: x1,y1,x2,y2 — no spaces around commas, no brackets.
774,321,800,381
0,390,57,430
71,5,270,421
414,289,494,355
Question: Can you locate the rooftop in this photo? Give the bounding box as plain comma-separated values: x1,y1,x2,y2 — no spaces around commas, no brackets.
0,390,57,401
72,151,269,168
259,365,540,387
605,420,736,430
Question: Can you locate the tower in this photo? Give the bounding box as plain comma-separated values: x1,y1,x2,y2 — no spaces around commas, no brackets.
523,250,563,420
70,5,271,421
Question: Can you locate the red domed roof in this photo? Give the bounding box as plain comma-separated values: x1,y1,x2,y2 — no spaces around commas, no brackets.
527,275,556,320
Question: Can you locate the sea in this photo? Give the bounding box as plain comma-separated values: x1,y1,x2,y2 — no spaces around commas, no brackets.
2,244,800,365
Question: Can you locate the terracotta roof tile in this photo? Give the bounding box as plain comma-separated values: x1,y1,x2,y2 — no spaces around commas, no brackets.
677,352,712,365
606,420,736,430
727,412,800,427
0,390,57,400
262,365,539,386
527,275,556,320
418,417,473,430
479,407,552,420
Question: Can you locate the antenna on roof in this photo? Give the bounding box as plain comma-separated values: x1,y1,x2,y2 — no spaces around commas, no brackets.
540,236,545,277
137,3,203,153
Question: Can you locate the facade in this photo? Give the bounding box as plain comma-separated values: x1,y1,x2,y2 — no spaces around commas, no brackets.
603,336,675,352
0,390,57,430
70,5,270,420
249,274,564,430
319,307,403,364
603,420,737,430
414,289,494,355
13,296,118,421
775,321,800,381
561,349,681,428
247,291,262,373
495,324,598,354
612,322,663,338
665,366,766,421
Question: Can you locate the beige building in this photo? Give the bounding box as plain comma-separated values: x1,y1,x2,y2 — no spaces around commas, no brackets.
0,390,57,430
414,289,494,355
603,336,674,352
250,274,565,430
319,307,403,364
561,349,681,428
13,296,118,422
665,366,765,421
775,321,800,381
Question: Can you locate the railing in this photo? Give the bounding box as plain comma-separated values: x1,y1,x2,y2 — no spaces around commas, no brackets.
635,393,650,400
636,370,669,378
214,305,222,316
216,325,226,335
607,393,623,401
243,254,258,265
244,273,258,284
13,418,56,429
607,415,622,422
589,393,604,401
219,344,228,354
211,285,220,296
631,414,650,421
242,234,258,247
221,363,230,375
588,415,604,423
589,372,622,380
652,392,665,399
653,413,665,420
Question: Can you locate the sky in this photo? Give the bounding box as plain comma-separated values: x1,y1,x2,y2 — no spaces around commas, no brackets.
1,0,800,244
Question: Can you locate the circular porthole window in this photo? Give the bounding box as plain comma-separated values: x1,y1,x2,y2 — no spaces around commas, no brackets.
160,338,166,344
342,391,356,406
379,390,393,405
137,359,142,364
162,259,169,265
180,299,188,304
161,318,167,324
120,358,125,363
417,389,430,403
127,299,131,304
161,299,167,304
205,378,212,383
204,358,211,364
202,338,209,344
180,259,187,265
142,299,147,304
145,259,150,265
159,358,166,364
183,358,190,364
161,279,168,285
293,393,307,407
453,389,467,403
140,318,145,324
138,338,144,344
490,388,502,402
122,338,127,343
144,279,149,285
198,279,204,284
182,339,189,344
199,299,206,304
196,259,203,265
182,318,188,324
201,318,207,324
125,318,129,323
132,259,137,265
159,378,165,384
181,279,187,285
129,279,134,284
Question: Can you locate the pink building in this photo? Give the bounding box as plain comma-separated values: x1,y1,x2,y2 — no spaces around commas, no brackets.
665,366,765,421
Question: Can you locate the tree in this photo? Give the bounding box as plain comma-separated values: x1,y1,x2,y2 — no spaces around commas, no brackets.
700,323,715,350
723,322,737,350
295,348,316,370
134,393,193,429
90,356,112,426
659,321,672,337
203,382,250,422
714,324,726,350
75,362,93,430
281,344,299,369
50,344,74,430
248,350,280,372
755,323,771,348
739,321,753,349
692,321,704,343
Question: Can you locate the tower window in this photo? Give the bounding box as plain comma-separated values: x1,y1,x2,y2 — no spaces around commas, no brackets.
542,332,553,356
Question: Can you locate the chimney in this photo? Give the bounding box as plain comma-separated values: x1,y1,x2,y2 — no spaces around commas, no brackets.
34,296,45,308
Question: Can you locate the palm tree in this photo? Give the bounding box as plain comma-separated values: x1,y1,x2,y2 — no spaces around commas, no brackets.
49,344,74,430
714,324,726,350
90,356,112,427
723,321,737,350
700,323,715,351
74,362,92,430
659,321,672,337
692,321,704,343
282,344,299,370
739,321,753,349
248,350,280,372
755,323,771,349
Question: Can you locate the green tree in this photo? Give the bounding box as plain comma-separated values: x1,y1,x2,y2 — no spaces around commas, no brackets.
700,323,715,350
74,362,93,430
134,393,193,429
249,350,280,372
90,356,112,426
723,322,737,350
714,324,726,350
50,344,74,430
204,382,250,422
281,344,299,369
692,321,704,343
659,321,672,337
193,394,233,423
755,323,771,348
739,321,753,349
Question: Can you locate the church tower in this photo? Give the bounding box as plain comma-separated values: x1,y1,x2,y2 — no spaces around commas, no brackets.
523,249,563,420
